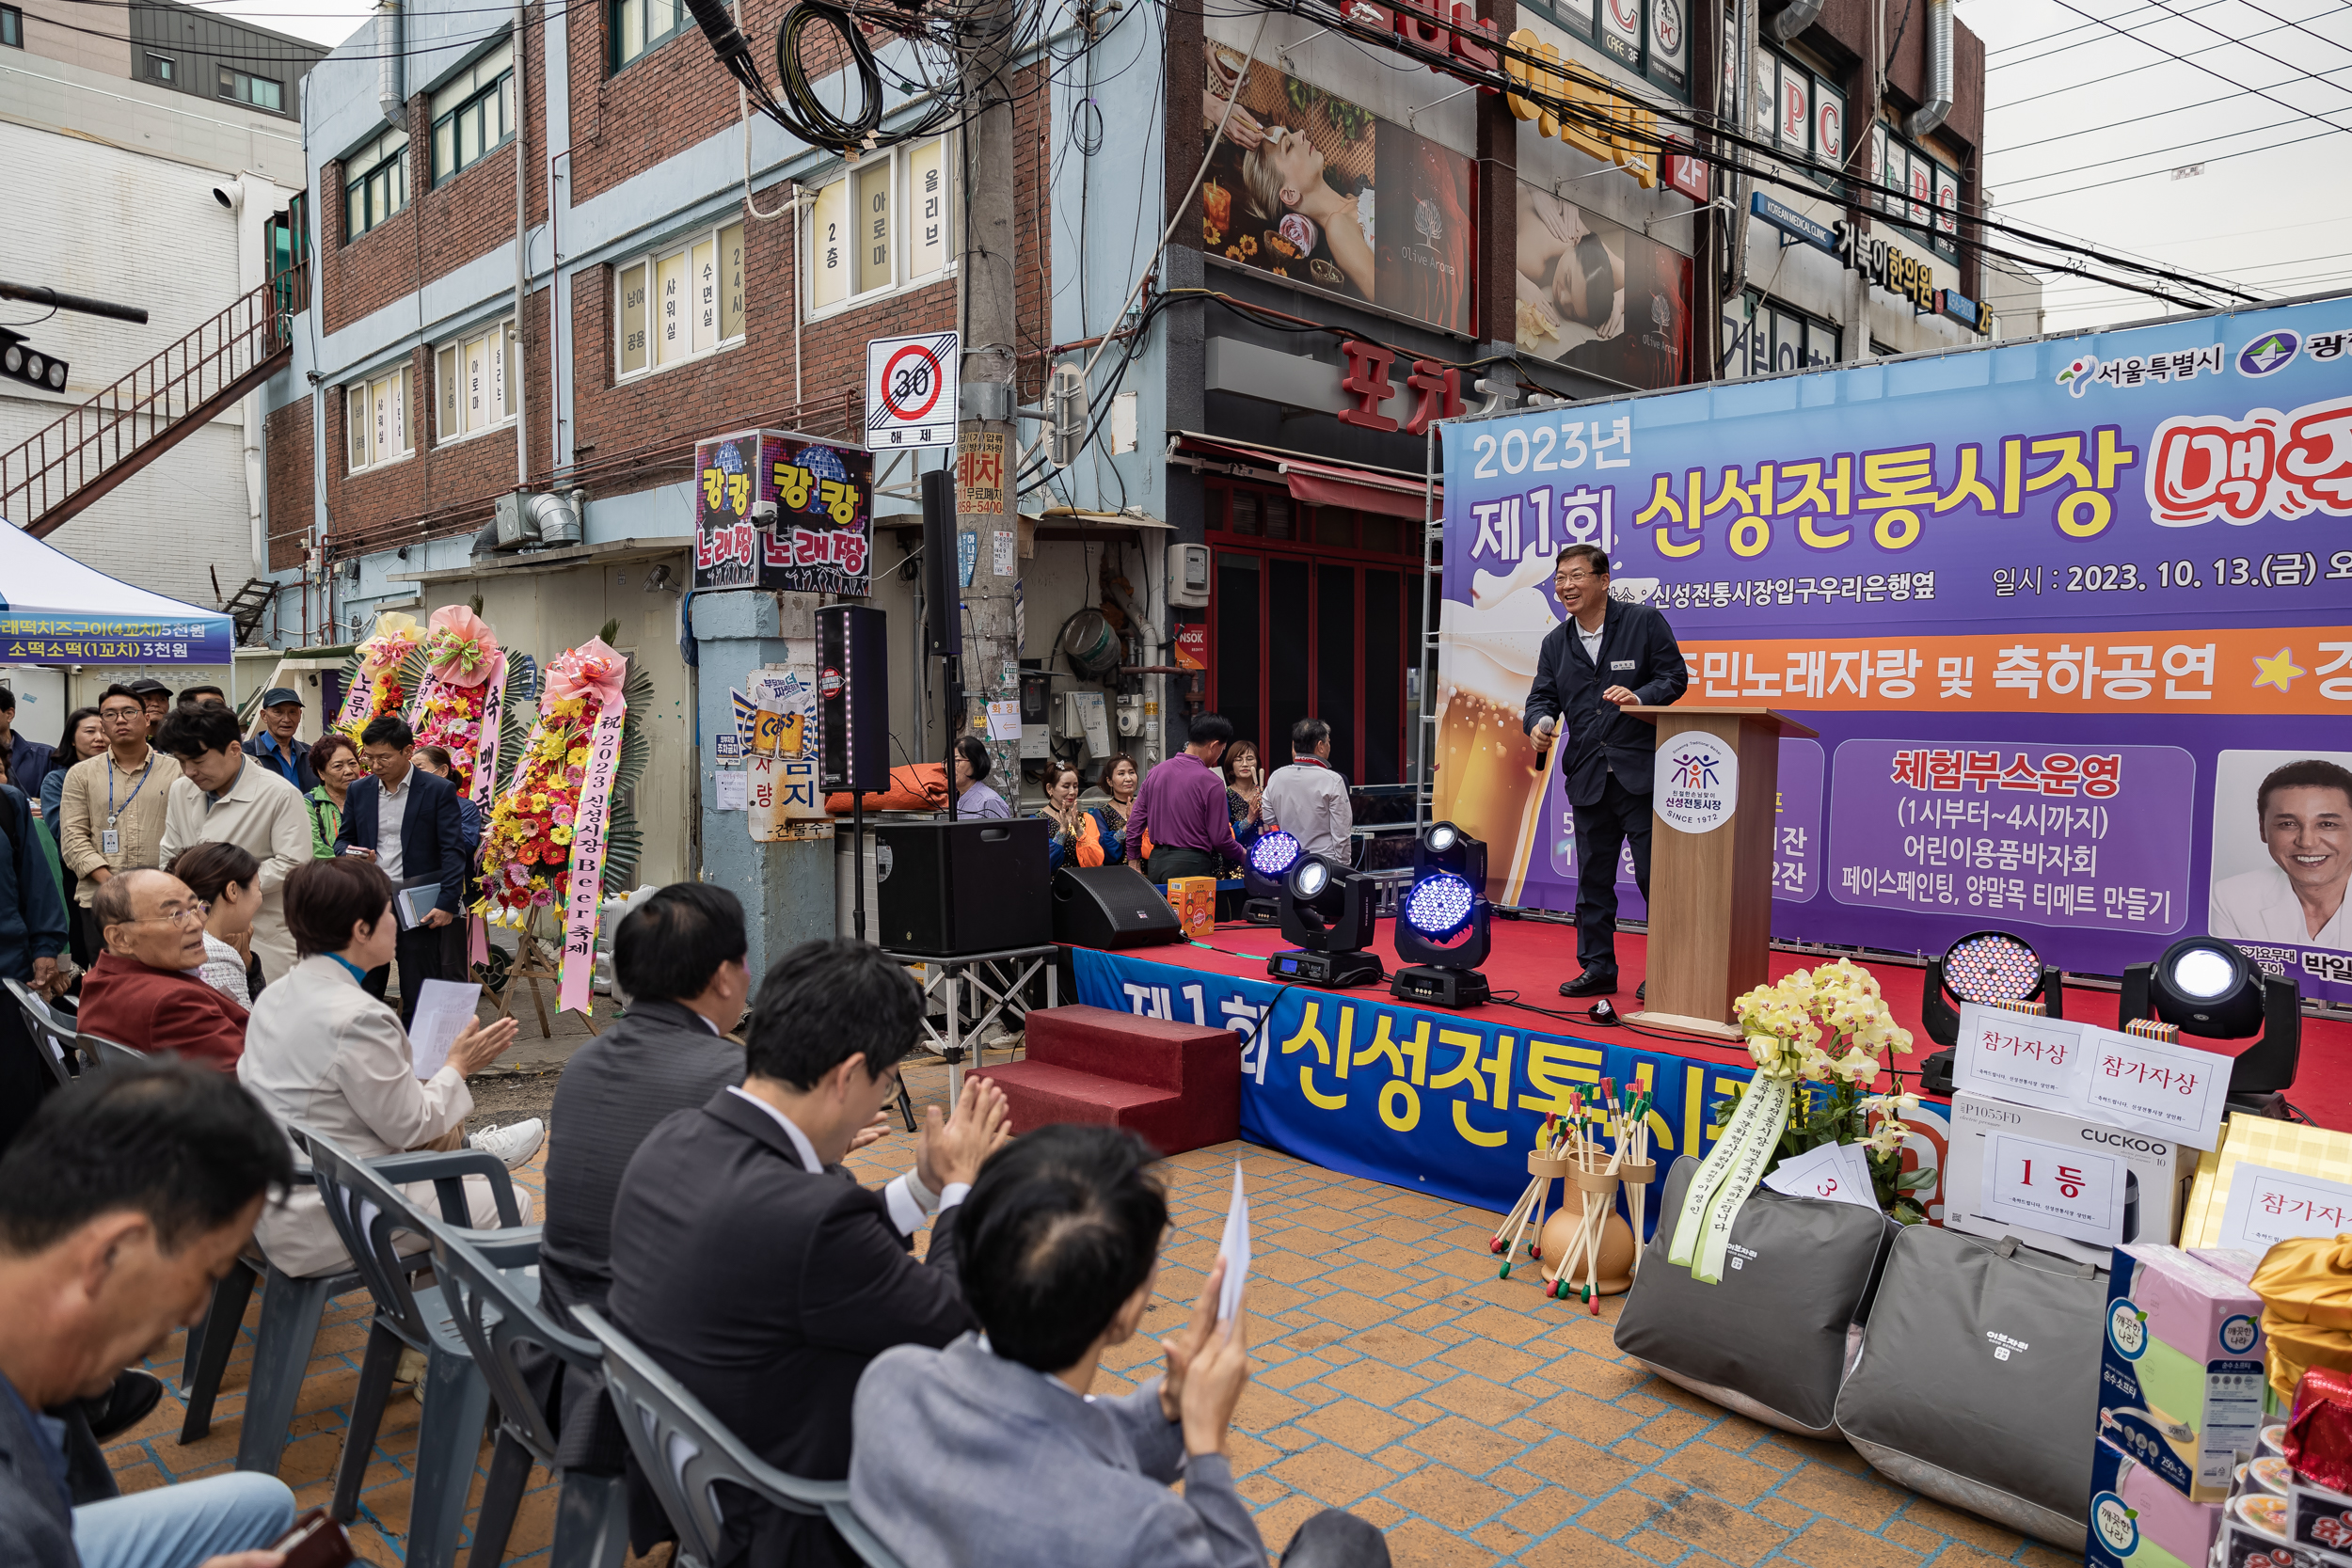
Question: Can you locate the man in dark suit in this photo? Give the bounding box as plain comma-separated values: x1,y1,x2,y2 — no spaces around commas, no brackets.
1523,543,1689,998
537,883,752,1473
336,715,468,1026
608,938,1009,1568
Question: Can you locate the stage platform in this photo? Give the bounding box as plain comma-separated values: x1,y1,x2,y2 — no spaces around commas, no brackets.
1067,918,2349,1227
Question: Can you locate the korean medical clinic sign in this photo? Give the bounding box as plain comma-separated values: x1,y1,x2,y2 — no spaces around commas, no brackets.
1436,294,2352,999
1073,948,1952,1225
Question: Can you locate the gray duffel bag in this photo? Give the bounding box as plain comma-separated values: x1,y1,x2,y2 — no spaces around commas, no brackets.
1834,1223,2104,1549
1613,1153,1895,1439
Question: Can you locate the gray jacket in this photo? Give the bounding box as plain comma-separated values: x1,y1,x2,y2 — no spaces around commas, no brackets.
850,1334,1263,1568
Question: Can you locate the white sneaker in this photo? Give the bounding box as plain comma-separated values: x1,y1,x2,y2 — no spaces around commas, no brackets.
469,1117,545,1169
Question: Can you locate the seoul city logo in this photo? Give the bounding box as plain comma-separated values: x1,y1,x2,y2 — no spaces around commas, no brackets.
2238,331,2300,377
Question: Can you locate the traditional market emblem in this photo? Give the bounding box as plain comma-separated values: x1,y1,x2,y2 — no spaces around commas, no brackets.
1655,731,1737,833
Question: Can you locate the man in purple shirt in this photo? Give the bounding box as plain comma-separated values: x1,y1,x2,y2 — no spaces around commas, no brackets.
1126,714,1247,883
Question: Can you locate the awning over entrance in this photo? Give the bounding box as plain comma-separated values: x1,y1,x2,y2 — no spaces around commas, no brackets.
1168,433,1440,521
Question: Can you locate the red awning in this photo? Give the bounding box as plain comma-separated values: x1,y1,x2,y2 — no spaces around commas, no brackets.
1170,433,1439,521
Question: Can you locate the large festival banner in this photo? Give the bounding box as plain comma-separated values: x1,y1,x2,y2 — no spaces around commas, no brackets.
1437,295,2352,1001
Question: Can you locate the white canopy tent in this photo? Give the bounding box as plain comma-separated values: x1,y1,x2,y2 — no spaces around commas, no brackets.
0,521,237,688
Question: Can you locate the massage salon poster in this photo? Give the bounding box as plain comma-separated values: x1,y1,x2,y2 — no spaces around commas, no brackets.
1513,179,1693,392
1199,41,1473,336
1435,294,2352,1001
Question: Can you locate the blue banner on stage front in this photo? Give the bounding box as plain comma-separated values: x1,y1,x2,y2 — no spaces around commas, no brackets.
1073,947,1756,1227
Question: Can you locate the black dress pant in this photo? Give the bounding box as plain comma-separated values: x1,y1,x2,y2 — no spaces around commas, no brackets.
1571,772,1653,976
364,922,452,1029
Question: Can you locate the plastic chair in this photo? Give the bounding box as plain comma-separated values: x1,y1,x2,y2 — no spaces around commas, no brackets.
4,978,75,1088
293,1122,533,1568
428,1226,627,1568
571,1305,904,1568
76,1030,148,1072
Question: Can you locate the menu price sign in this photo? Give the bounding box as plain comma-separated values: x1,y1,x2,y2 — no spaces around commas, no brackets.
2215,1163,2352,1254
1980,1131,2125,1246
1955,1002,2086,1114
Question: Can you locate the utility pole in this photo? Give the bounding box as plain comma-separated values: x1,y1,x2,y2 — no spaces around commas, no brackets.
953,0,1022,790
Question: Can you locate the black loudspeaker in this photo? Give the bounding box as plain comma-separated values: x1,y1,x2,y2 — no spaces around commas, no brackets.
1051,864,1183,950
875,818,1051,956
920,468,960,662
817,604,889,795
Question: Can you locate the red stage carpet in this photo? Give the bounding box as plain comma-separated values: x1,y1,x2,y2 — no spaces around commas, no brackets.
1135,918,2352,1131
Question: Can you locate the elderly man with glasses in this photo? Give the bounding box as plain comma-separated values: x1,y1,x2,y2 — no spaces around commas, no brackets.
74,868,249,1069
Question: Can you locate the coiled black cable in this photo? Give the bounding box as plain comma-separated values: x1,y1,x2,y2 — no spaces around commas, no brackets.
774,2,887,152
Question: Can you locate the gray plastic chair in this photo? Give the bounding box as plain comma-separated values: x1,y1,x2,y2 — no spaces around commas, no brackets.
5,979,77,1088
571,1305,904,1568
76,1030,147,1072
294,1122,533,1568
428,1226,626,1568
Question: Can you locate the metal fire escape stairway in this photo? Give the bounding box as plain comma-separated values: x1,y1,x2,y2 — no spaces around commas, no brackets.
0,264,306,540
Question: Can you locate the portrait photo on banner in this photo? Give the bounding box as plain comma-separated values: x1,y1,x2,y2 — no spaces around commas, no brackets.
2209,747,2352,957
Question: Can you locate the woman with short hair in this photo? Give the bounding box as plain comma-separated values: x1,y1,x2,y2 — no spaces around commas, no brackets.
168,839,262,1007
303,733,361,859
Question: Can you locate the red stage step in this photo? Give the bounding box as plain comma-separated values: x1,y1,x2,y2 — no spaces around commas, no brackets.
975,1005,1240,1155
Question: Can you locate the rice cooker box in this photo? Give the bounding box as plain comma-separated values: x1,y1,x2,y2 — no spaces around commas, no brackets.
2098,1242,2265,1501
1944,1089,2200,1266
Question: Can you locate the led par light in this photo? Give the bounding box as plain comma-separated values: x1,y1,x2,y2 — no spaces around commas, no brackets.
1243,829,1301,926
1269,852,1384,989
1391,823,1492,1007
1918,928,2065,1094
2122,935,2300,1110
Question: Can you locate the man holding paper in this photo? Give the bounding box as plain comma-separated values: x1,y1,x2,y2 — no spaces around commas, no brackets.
850,1126,1391,1568
337,716,469,1027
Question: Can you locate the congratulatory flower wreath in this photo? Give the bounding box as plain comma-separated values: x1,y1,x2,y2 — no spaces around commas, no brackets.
1663,958,1932,1284
395,604,537,809
473,623,653,1012
332,611,424,743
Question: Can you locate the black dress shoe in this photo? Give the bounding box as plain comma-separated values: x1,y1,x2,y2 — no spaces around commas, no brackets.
1557,967,1619,998
83,1370,163,1440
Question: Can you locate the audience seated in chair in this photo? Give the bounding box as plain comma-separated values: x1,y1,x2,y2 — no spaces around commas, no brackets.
537,881,754,1475
607,937,1010,1567
0,1057,301,1568
236,856,528,1280
852,1124,1392,1568
76,869,248,1070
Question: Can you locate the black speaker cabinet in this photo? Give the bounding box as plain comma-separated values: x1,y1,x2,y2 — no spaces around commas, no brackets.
874,818,1051,956
817,604,889,795
1051,864,1184,950
920,468,960,661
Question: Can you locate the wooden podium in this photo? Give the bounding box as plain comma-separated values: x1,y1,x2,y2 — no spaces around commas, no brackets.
1619,706,1819,1040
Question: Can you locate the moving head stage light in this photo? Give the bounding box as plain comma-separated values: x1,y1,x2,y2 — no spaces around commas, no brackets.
1244,830,1301,926
2122,935,2301,1114
1918,929,2064,1095
1392,822,1492,1008
1269,853,1384,989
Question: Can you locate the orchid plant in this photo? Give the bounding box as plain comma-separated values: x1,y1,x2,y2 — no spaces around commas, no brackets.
1724,958,1937,1224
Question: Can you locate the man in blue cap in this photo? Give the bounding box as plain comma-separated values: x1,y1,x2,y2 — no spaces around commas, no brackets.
241,687,318,793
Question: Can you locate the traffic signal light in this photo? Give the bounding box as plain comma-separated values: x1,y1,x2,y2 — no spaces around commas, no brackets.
0,330,68,393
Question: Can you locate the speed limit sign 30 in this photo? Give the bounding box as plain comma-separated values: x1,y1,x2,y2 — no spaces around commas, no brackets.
866,331,960,451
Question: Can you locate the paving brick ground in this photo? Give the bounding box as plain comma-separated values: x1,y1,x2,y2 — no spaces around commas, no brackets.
104,1054,2086,1567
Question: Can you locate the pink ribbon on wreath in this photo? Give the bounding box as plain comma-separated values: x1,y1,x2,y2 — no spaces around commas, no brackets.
547,637,628,708
421,605,502,689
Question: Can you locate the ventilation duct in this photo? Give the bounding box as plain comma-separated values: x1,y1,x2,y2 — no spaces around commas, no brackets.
376,0,404,126
1766,0,1825,44
1903,0,1953,138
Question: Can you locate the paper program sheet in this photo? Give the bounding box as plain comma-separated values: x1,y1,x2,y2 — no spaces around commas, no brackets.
407,979,482,1081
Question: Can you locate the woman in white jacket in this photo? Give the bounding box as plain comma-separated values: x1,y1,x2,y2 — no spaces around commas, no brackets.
238,855,529,1278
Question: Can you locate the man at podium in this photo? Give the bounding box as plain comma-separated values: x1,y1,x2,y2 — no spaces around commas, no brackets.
1522,545,1689,999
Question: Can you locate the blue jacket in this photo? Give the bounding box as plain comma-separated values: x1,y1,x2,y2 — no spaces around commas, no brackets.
0,785,69,985
244,732,319,793
6,736,51,801
335,764,469,915
455,794,482,856
1522,597,1690,807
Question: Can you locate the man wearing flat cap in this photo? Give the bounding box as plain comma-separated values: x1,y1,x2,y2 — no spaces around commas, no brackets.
241,688,319,793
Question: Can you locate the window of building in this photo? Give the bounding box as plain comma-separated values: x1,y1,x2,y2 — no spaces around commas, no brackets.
146,52,175,82
2,7,23,48
616,220,746,380
803,135,956,320
1871,127,1961,262
343,126,409,242
1534,0,1690,101
219,66,283,111
1751,44,1846,190
430,41,515,185
1720,292,1838,379
610,0,689,72
435,319,518,443
346,365,414,473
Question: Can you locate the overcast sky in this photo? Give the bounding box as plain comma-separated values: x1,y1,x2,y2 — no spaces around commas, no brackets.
215,0,2350,336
